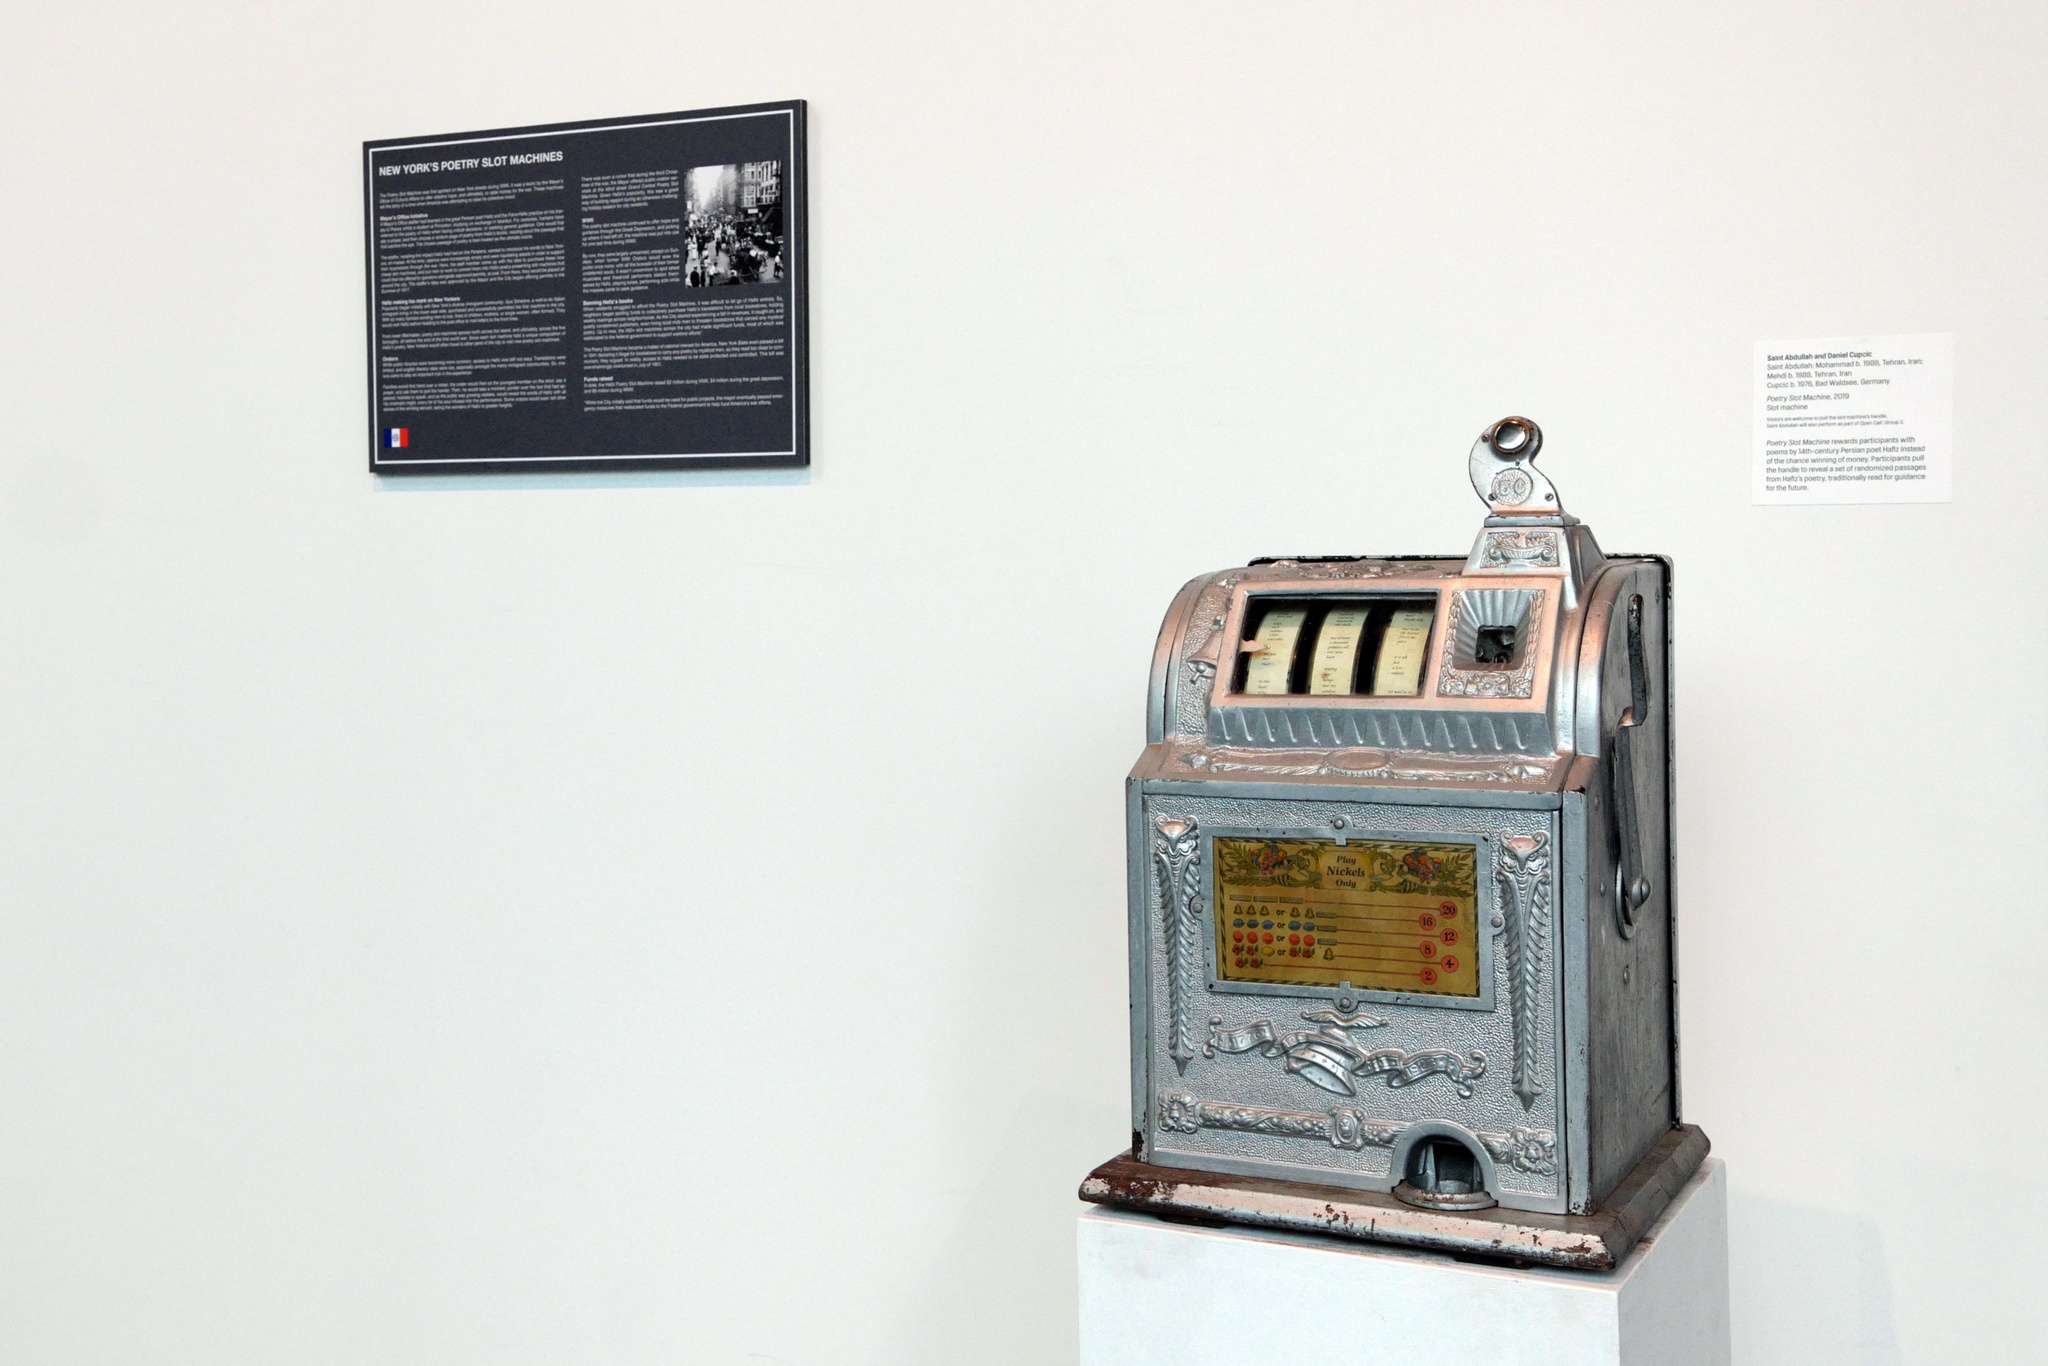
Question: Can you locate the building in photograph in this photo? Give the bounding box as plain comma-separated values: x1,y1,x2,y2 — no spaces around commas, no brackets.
739,161,781,212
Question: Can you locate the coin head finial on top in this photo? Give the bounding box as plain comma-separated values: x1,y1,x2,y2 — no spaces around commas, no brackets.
1468,416,1563,517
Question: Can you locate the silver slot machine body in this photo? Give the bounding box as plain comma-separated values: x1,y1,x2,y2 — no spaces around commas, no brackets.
1083,419,1707,1267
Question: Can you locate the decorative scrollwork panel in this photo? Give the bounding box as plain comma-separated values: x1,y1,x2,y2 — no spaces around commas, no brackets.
1159,1088,1557,1180
1493,832,1552,1110
1153,818,1204,1074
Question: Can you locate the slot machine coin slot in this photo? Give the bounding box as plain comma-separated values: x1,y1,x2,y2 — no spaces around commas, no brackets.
1447,587,1536,672
1474,624,1518,664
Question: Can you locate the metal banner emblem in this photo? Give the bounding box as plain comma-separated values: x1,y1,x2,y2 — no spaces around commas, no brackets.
1206,1010,1485,1099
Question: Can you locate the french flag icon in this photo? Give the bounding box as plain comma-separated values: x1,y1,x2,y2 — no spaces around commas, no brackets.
383,427,409,449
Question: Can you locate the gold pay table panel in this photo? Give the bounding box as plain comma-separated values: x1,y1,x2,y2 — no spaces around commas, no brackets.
1211,836,1479,998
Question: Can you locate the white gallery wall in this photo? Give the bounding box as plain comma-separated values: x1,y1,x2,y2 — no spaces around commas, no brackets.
2,3,2043,1362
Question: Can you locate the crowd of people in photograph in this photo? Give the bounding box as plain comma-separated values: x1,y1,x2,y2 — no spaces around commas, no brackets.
685,210,784,286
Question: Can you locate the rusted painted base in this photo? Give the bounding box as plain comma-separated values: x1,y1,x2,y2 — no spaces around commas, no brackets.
1078,1124,1709,1271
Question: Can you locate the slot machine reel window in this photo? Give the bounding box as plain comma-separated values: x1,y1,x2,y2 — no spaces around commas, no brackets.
1230,596,1439,698
1211,836,1480,999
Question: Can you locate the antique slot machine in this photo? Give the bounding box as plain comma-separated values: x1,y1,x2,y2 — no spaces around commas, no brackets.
1080,418,1708,1269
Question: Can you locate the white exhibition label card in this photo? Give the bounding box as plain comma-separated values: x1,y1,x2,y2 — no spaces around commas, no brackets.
1752,333,1952,504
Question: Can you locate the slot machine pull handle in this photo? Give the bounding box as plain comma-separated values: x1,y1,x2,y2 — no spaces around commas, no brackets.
1612,721,1653,936
1611,595,1653,938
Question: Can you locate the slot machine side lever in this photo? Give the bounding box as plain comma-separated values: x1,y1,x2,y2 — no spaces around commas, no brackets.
1612,594,1654,937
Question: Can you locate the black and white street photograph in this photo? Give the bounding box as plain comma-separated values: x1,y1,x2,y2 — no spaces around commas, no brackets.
684,161,784,286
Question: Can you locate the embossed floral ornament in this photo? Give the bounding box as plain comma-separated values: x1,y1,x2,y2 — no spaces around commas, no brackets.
1481,528,1561,568
1159,1091,1201,1134
1480,1127,1559,1176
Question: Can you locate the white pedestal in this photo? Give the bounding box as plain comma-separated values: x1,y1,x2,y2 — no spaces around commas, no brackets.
1078,1158,1728,1366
